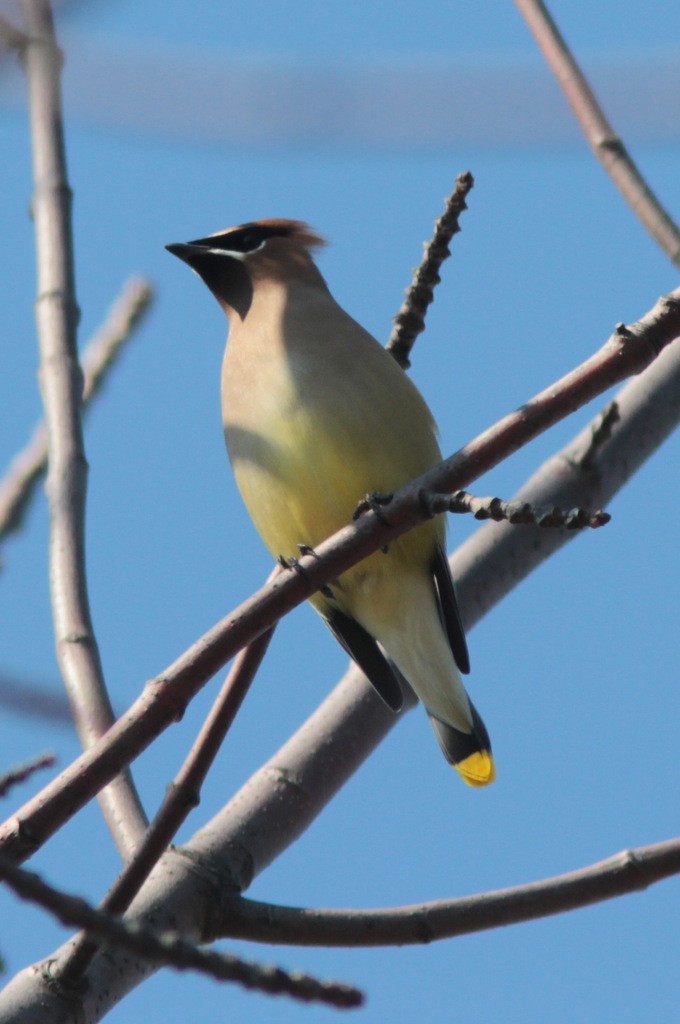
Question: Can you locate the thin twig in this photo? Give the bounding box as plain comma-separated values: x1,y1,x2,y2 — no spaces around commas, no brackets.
576,400,620,472
0,853,362,1010
20,0,147,857
58,624,275,983
423,489,610,529
0,672,71,723
0,286,678,865
453,337,680,628
0,277,154,548
515,0,680,267
386,171,474,368
0,14,28,50
0,753,56,798
218,837,680,946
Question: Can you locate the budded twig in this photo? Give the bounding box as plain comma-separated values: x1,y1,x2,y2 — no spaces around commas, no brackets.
387,171,474,367
0,853,362,1010
422,488,610,529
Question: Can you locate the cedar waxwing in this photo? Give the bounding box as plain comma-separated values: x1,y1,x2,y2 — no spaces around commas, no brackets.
167,220,494,786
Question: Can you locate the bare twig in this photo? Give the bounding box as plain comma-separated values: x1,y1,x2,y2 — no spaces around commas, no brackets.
79,277,154,400
386,171,474,368
0,672,71,723
0,14,28,50
0,853,362,1010
59,624,275,983
576,400,620,472
20,0,147,857
0,753,56,798
1,286,678,865
0,278,154,548
218,837,680,946
515,0,680,266
423,489,610,529
454,336,680,628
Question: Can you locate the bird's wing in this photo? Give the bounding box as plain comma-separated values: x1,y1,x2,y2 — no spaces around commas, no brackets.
431,545,470,675
324,606,404,711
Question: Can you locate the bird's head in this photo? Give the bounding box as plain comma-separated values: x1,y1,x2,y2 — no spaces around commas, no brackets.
166,219,326,319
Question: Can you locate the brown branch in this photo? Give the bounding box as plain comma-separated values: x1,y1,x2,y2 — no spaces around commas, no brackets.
58,624,275,983
424,488,610,529
0,277,154,549
386,171,474,368
454,335,680,629
0,286,678,865
20,0,147,857
217,837,680,946
0,853,362,1010
0,753,56,798
515,0,680,267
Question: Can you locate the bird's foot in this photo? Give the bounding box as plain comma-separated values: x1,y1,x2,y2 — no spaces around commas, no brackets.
352,491,394,523
277,549,334,599
277,553,306,575
352,492,392,555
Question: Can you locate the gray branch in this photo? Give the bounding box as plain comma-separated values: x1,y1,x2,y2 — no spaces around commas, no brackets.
515,0,680,266
19,0,147,856
0,853,362,1010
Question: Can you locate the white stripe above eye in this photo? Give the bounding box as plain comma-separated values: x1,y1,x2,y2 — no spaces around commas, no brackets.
202,238,267,259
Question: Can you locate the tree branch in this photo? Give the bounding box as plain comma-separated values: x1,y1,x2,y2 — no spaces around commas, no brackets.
216,837,680,946
423,488,610,529
515,0,680,266
0,286,678,865
453,335,680,629
386,171,474,367
0,14,28,51
0,753,56,798
0,277,153,551
58,624,275,983
0,853,362,1010
19,0,147,857
0,672,71,723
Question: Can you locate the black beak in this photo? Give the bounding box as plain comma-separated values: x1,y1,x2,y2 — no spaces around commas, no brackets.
165,242,197,264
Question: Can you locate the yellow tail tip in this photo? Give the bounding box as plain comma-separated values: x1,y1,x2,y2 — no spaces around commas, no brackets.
455,750,496,788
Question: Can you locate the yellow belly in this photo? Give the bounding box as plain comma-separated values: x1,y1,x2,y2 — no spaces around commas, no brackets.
226,396,443,618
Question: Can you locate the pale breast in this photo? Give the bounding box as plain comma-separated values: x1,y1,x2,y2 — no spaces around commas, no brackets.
220,282,444,564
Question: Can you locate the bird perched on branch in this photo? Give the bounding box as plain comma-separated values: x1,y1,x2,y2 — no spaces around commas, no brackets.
167,219,494,787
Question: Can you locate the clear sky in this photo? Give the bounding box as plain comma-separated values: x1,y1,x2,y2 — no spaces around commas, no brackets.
1,2,679,1022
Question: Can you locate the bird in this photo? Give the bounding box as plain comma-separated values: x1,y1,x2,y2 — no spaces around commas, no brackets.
166,219,494,787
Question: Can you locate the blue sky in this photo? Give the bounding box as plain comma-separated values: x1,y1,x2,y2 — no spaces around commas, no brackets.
1,1,679,1021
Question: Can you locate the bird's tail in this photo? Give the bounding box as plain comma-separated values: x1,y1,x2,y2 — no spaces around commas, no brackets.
344,565,495,787
427,701,495,788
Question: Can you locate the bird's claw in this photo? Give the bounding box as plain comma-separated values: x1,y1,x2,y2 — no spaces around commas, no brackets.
352,491,394,523
278,548,334,599
278,553,307,576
